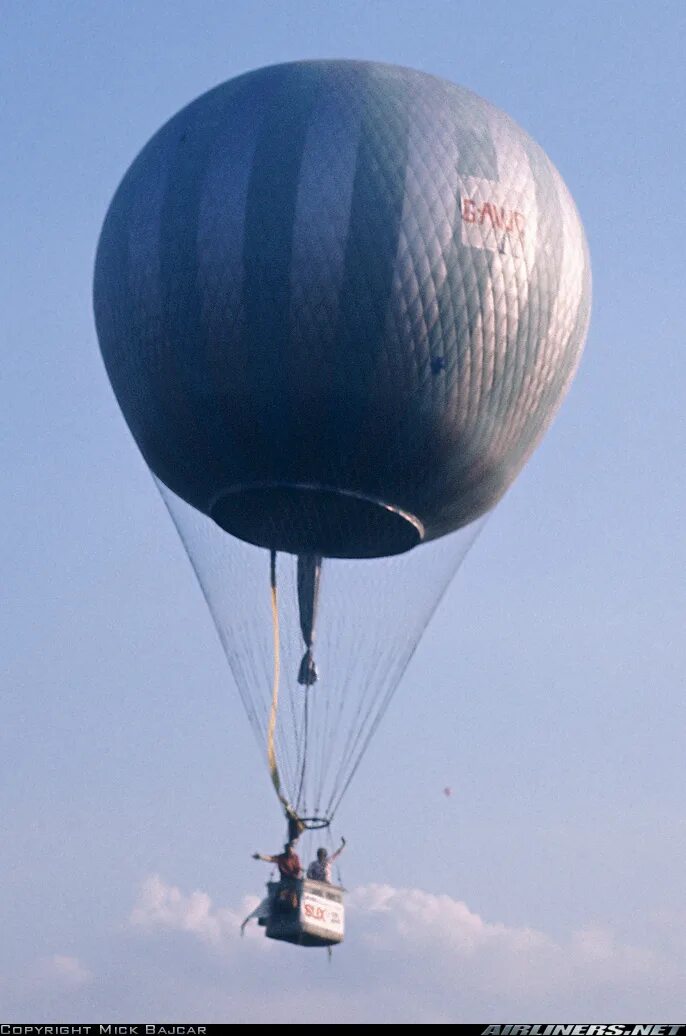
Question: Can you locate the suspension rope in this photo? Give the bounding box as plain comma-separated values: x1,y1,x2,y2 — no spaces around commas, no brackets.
266,551,282,798
157,475,487,836
267,550,295,821
295,688,310,813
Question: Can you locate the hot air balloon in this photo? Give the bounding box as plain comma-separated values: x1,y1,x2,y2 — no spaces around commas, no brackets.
94,60,590,948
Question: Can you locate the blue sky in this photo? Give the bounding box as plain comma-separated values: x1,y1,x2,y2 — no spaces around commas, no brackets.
2,0,685,1021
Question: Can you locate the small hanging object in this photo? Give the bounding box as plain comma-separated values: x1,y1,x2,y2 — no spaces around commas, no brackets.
297,554,322,686
298,647,318,687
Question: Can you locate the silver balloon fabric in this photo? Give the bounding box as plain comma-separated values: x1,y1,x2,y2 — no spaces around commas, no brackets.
94,60,591,558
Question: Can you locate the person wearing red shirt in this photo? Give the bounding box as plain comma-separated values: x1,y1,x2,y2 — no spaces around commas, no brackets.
252,842,303,880
252,842,303,913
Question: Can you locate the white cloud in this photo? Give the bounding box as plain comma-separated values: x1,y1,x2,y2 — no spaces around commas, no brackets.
46,954,92,987
347,884,673,1005
121,876,683,1020
0,952,93,1019
5,878,678,1021
129,873,267,949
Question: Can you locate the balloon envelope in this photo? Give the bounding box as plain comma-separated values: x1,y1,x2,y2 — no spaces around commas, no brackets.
94,60,591,559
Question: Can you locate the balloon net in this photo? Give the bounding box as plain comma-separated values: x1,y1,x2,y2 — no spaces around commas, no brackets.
156,479,483,824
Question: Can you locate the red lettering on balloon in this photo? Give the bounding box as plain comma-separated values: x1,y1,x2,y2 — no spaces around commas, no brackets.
479,202,494,225
462,197,526,240
461,198,477,223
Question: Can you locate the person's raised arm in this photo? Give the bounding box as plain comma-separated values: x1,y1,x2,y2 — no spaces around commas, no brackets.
252,852,276,863
330,837,346,862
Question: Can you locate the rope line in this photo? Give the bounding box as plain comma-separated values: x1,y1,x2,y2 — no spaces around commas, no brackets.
266,551,281,799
